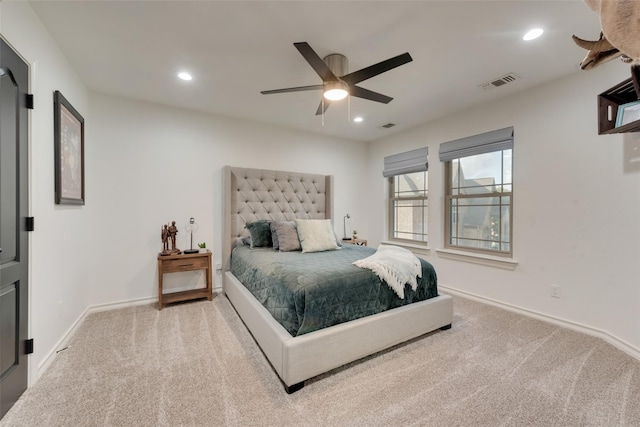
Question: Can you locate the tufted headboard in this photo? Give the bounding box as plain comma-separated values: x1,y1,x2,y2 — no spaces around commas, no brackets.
222,166,334,271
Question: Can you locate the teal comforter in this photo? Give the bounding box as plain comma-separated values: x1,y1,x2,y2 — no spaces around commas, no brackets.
231,244,438,336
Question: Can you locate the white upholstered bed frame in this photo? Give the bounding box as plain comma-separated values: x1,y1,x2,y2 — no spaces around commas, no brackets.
222,166,453,392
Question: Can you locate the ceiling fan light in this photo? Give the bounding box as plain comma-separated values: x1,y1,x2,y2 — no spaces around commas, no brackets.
324,88,348,101
323,81,349,101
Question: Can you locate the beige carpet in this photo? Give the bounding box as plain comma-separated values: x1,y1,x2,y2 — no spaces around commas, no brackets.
2,293,640,426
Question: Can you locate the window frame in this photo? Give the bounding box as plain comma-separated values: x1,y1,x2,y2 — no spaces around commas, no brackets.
443,150,513,257
388,171,429,245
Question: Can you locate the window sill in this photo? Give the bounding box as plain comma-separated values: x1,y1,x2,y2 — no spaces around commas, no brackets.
435,248,518,270
381,240,430,256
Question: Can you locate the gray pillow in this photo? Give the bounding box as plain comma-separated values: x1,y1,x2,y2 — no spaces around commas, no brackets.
245,220,272,248
272,221,301,252
270,222,280,250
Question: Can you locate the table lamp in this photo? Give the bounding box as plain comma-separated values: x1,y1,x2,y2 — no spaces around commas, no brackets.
183,217,200,254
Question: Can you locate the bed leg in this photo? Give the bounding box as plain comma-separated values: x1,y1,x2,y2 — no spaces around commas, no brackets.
440,324,452,330
285,382,304,394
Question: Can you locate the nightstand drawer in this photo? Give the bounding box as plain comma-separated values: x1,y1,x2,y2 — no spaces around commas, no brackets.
162,257,209,273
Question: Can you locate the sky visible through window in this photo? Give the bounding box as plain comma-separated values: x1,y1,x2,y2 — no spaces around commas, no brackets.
458,150,512,185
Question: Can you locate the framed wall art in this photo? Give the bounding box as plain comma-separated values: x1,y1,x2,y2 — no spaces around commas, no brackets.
615,99,640,128
54,90,85,205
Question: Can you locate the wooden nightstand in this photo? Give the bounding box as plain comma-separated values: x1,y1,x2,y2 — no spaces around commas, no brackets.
346,238,367,246
157,250,213,310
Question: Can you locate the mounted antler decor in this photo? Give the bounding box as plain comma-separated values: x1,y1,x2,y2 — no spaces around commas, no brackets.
572,0,640,96
571,32,628,70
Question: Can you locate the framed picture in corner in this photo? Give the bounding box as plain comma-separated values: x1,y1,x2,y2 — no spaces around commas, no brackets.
54,90,85,205
615,99,640,128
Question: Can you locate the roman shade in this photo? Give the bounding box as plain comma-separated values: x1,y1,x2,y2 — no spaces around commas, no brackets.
382,147,428,177
439,127,513,162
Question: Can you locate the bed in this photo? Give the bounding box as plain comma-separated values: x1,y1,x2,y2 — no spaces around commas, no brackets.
222,166,453,393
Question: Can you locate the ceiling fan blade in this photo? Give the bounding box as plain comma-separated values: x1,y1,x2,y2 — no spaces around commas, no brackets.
315,99,331,116
261,84,323,95
349,86,393,104
294,42,338,82
341,52,413,85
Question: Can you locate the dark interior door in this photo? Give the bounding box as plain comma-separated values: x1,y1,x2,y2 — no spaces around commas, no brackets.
0,36,29,419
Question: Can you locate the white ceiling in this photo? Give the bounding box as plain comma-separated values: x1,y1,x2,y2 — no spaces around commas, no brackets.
29,1,602,142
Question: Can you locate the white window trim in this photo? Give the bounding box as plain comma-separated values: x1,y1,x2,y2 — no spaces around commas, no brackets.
388,173,429,245
443,151,513,257
435,248,518,270
381,240,430,258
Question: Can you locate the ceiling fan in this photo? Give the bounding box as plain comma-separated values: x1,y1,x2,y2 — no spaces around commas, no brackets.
260,42,413,115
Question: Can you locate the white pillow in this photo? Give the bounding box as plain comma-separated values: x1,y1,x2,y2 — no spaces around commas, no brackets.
295,219,340,253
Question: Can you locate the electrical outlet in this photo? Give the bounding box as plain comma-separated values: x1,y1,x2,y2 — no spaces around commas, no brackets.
550,284,561,299
215,263,222,271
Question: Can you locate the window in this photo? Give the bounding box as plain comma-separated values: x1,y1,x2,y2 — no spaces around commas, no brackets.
389,172,428,242
383,147,429,244
440,127,513,256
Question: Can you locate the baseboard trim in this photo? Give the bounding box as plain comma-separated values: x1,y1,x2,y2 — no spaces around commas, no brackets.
34,296,156,383
440,284,640,362
86,296,156,313
36,306,89,382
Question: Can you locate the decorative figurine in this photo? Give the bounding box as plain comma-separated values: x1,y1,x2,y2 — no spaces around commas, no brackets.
160,224,171,255
160,221,181,255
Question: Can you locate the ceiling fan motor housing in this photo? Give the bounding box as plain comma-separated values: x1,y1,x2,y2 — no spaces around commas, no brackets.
323,53,348,78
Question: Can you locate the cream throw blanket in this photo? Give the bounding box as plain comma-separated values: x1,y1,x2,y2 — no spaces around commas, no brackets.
353,244,422,299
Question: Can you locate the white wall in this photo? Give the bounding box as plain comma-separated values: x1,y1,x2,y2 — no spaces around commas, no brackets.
1,2,91,381
2,2,369,382
85,92,368,306
367,64,640,352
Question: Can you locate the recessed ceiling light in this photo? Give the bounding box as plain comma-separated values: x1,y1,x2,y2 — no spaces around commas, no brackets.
178,72,192,81
353,116,363,123
523,28,544,41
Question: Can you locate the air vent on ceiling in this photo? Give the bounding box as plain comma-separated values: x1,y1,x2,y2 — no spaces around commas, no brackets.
479,73,521,91
381,123,396,128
